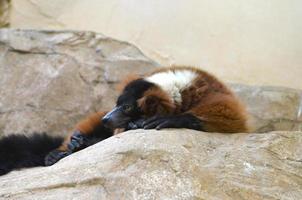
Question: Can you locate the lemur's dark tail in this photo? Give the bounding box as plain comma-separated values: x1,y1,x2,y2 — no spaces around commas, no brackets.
0,133,63,176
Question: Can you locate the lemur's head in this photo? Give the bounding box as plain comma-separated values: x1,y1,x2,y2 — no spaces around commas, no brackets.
102,78,175,129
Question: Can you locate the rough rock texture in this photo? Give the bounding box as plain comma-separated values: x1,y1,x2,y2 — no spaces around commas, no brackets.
0,130,301,200
0,29,158,136
0,29,301,137
0,0,10,27
231,84,302,132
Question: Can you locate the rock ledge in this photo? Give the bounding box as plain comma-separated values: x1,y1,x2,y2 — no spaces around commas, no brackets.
0,129,301,200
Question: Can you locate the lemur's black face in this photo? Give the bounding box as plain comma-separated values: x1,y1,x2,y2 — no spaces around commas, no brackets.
102,79,155,129
101,97,140,129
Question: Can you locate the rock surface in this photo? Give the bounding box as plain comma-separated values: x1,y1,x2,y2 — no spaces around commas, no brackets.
0,129,301,200
0,0,10,27
231,84,302,132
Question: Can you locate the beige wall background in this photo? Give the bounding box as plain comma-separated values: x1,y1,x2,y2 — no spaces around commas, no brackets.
9,0,302,89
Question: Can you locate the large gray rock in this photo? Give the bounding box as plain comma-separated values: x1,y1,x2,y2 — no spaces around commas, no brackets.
0,29,158,136
0,129,301,200
231,84,302,132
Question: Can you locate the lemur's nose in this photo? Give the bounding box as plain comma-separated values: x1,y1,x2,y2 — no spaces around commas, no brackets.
101,116,110,124
101,107,122,128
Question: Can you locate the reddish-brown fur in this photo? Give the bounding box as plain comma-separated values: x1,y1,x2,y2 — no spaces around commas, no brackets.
138,87,176,117
141,66,248,133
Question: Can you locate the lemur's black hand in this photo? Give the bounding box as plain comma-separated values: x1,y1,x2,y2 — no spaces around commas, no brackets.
44,149,71,166
142,114,203,130
67,130,89,152
127,118,145,130
44,130,89,166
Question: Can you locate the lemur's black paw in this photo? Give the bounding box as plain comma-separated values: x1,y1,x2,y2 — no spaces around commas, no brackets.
127,118,145,130
67,130,89,152
44,149,70,166
143,114,203,130
0,167,9,176
143,116,174,130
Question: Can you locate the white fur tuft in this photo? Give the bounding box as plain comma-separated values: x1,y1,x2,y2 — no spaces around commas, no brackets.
146,69,197,103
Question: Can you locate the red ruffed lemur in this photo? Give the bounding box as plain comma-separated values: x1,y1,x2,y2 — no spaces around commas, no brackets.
0,66,248,175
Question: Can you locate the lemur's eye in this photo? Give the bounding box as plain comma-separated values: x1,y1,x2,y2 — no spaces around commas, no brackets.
122,104,132,113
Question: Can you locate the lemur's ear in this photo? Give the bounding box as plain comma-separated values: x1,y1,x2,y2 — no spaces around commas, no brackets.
138,88,175,116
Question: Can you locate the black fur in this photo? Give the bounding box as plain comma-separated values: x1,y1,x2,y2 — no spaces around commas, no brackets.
117,78,155,105
126,114,203,131
0,133,63,175
142,114,203,130
102,79,155,129
0,124,114,174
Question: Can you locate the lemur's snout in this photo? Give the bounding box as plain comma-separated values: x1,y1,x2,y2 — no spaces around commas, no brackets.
101,116,110,124
101,106,130,129
101,110,115,128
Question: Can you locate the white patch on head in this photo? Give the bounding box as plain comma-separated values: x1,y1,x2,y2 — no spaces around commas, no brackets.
146,69,197,103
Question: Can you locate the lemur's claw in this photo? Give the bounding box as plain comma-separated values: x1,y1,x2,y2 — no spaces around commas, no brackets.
44,131,89,166
127,118,145,130
67,131,89,152
143,116,170,129
44,149,70,166
143,114,203,130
